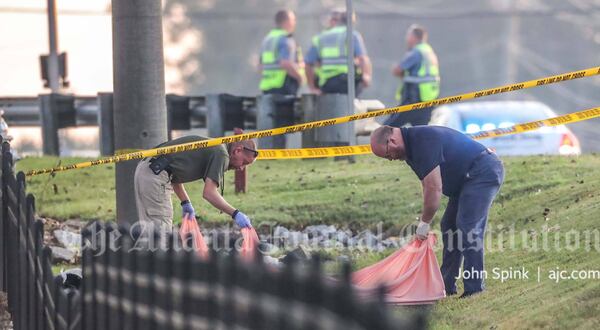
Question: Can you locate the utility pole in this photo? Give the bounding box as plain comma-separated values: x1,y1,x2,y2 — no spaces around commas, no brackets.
345,0,356,162
112,0,168,225
46,0,60,92
506,0,520,84
345,0,355,106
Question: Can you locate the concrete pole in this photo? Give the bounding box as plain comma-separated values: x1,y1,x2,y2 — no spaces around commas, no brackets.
98,93,115,156
112,0,168,225
506,0,520,85
345,0,356,162
46,0,60,92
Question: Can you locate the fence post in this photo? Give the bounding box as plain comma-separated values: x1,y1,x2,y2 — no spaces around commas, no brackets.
54,276,67,330
16,172,28,330
276,257,296,329
33,219,45,330
256,94,296,149
206,249,219,329
256,94,275,148
314,94,355,146
2,142,17,321
300,94,317,148
68,290,81,330
206,94,224,138
41,246,55,329
39,94,60,156
39,93,76,156
95,223,110,330
179,249,194,330
221,253,237,328
106,223,123,330
25,191,37,330
166,94,192,140
97,93,115,156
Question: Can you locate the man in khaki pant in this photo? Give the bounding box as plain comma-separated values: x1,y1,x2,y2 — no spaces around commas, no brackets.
134,135,258,246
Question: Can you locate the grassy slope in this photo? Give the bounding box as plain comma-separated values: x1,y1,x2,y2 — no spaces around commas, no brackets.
17,155,600,329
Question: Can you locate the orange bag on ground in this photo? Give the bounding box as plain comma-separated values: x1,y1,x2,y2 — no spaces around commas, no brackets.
179,216,209,260
240,227,260,262
352,234,446,305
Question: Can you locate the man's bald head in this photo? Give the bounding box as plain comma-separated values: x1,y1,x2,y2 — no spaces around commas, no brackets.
371,125,394,146
370,125,405,160
275,9,296,33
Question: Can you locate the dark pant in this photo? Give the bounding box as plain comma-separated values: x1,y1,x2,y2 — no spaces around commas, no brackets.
263,75,300,95
384,83,433,127
320,74,364,96
440,151,504,294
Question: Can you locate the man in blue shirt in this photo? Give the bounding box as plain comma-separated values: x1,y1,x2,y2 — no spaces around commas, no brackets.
385,25,440,127
304,9,372,96
370,125,504,298
259,10,304,95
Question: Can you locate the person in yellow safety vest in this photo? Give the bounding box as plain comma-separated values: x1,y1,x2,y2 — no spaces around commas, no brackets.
259,10,305,95
304,9,372,96
385,24,440,128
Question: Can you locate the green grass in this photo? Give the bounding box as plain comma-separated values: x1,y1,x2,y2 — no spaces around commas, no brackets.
16,154,600,329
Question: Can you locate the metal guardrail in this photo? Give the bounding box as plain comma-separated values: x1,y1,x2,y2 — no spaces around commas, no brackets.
0,93,382,156
0,95,212,127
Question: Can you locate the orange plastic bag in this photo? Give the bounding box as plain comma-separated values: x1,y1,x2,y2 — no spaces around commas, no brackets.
352,234,446,304
239,227,260,262
179,216,209,260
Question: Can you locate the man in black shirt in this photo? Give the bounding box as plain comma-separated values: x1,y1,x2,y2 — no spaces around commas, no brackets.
370,125,504,298
134,136,258,247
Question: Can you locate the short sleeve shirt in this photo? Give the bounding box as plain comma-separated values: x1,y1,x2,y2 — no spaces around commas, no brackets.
401,126,486,196
276,36,296,62
157,135,229,185
305,29,367,64
399,48,423,76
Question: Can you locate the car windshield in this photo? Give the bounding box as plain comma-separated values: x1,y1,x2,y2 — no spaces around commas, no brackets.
455,102,551,133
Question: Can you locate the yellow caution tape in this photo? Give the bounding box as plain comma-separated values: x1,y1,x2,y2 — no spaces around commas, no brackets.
256,107,600,159
257,145,373,159
25,66,600,176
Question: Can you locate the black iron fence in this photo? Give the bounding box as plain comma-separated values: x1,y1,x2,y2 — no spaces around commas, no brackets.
0,137,82,329
0,137,426,329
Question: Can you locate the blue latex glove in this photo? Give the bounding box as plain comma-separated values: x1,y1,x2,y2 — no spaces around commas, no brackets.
232,210,252,228
181,200,195,220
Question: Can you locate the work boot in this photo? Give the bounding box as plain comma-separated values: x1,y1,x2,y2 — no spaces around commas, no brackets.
459,290,482,299
446,290,457,296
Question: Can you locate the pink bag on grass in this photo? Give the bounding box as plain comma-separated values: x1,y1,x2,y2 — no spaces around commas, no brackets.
179,216,209,260
239,227,260,262
352,234,446,304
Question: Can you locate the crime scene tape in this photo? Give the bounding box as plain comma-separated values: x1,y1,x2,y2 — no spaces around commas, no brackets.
25,66,600,176
256,106,600,159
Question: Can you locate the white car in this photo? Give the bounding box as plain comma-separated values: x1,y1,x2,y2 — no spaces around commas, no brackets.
429,101,581,156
